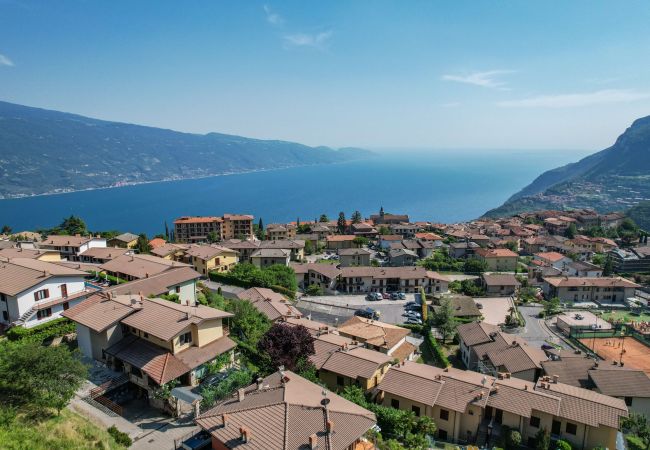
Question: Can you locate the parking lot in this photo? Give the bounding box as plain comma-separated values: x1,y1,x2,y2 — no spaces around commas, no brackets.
474,296,514,326
296,293,420,326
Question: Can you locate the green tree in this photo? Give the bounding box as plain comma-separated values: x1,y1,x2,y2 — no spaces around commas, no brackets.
353,236,369,247
543,297,561,316
420,288,428,322
226,298,271,345
306,284,323,296
507,429,522,449
0,341,87,415
135,233,152,254
1,225,11,235
319,214,329,223
257,323,315,372
431,298,457,343
304,239,314,255
534,428,550,450
207,231,219,243
464,258,488,274
378,225,391,235
622,413,650,450
618,218,640,245
555,440,572,450
337,212,347,234
603,254,614,276
256,218,265,240
504,241,518,252
164,221,170,240
58,215,88,236
565,223,577,239
351,210,363,224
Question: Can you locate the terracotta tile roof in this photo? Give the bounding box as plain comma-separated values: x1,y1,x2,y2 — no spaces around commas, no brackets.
62,292,134,332
0,258,87,296
541,358,598,388
338,317,409,351
456,321,500,347
543,276,639,288
482,274,521,287
237,287,302,321
475,248,518,258
105,335,190,385
196,370,375,450
174,216,223,224
377,362,444,406
338,248,371,256
148,238,167,249
326,235,357,242
105,267,201,299
311,335,350,369
340,266,428,280
112,232,139,243
251,248,290,258
121,297,232,341
284,317,331,335
41,234,101,247
78,247,130,260
535,378,628,428
321,347,392,379
290,262,341,280
589,368,650,398
175,336,237,370
150,243,188,258
0,247,59,260
487,377,561,418
185,244,238,260
485,342,547,373
389,341,417,362
534,252,567,262
100,253,190,279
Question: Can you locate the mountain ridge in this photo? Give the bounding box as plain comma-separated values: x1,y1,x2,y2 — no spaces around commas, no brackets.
484,115,650,218
0,101,372,199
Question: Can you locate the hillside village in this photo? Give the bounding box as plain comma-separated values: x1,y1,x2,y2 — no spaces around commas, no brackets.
1,206,650,450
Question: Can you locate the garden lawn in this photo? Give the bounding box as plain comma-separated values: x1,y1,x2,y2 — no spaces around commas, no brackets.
0,409,126,450
600,311,650,323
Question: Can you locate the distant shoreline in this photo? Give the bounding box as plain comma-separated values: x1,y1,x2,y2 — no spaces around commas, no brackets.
0,159,360,201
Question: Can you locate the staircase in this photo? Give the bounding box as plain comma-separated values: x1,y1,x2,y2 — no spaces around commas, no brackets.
13,307,36,327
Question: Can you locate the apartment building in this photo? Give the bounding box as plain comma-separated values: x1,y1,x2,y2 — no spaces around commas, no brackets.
63,293,236,408
265,223,297,240
473,248,519,272
542,276,639,303
236,287,302,322
105,266,201,306
338,266,449,294
107,232,139,249
0,258,91,328
337,248,371,267
0,246,61,262
100,253,191,281
250,248,290,268
174,214,254,243
184,244,239,275
291,262,340,293
337,316,417,361
377,361,627,448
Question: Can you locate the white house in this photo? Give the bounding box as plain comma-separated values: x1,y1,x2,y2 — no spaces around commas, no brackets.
0,258,91,328
39,235,107,261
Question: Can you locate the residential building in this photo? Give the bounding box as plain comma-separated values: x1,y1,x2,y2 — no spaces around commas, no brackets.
377,235,403,250
338,266,449,294
174,214,254,243
481,274,521,296
184,244,239,275
389,223,420,238
0,258,91,327
338,248,371,267
236,287,302,322
388,248,418,266
326,235,357,250
555,311,612,335
370,210,409,225
350,222,377,237
107,232,139,249
542,276,639,304
265,223,296,240
291,263,340,293
250,248,290,268
533,252,573,270
0,246,61,262
100,253,190,281
63,293,236,407
565,261,603,278
221,239,305,263
448,241,479,259
150,242,189,260
78,247,130,264
377,361,627,448
195,370,376,450
337,316,417,361
105,266,201,305
609,246,650,273
148,237,167,249
473,248,518,272
431,295,481,321
39,234,107,261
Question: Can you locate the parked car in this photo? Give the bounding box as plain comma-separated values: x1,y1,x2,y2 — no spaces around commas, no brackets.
405,317,423,325
404,301,417,307
476,303,483,309
390,293,399,300
366,293,377,301
398,292,407,300
355,307,380,320
405,304,421,311
381,292,391,299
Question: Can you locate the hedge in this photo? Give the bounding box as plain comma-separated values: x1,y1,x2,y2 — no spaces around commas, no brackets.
6,318,76,343
423,327,450,368
107,425,132,447
208,273,296,299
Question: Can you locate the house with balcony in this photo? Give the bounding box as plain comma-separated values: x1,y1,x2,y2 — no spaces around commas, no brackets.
291,262,341,293
250,248,290,268
63,292,236,410
473,248,519,272
184,244,239,275
99,253,191,281
338,248,371,267
107,232,139,249
0,258,92,328
542,276,639,304
39,234,107,261
105,266,201,306
338,266,449,294
337,316,416,362
236,287,302,322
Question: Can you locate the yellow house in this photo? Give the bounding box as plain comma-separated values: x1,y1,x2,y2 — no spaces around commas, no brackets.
474,248,519,271
317,345,392,393
108,232,139,249
376,362,627,448
185,244,239,276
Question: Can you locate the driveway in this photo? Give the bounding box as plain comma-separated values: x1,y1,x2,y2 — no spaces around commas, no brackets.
513,305,568,349
475,296,514,326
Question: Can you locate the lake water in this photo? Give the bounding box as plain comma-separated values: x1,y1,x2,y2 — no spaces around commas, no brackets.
0,149,590,236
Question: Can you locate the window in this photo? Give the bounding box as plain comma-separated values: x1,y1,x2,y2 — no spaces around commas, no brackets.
60,284,68,298
412,405,420,417
565,422,577,435
175,286,181,294
440,409,449,421
36,308,52,320
2,311,8,321
179,331,192,345
144,332,149,339
390,398,400,409
529,416,541,428
34,289,49,301
62,302,69,311
438,429,448,440
625,397,633,406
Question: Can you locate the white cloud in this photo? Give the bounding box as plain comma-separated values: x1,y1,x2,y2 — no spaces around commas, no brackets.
497,89,650,108
263,5,283,26
283,31,332,49
0,53,14,67
441,70,514,90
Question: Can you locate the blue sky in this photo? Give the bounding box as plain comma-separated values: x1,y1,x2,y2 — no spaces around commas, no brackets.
1,1,650,151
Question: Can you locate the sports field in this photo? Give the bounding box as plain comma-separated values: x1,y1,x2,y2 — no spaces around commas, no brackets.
579,336,650,374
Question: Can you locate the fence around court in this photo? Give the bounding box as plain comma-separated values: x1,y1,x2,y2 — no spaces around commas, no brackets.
568,323,650,356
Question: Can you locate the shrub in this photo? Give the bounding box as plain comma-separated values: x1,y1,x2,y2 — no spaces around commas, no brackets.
555,440,572,450
423,327,450,368
507,429,522,449
306,284,323,296
107,425,132,447
6,318,76,343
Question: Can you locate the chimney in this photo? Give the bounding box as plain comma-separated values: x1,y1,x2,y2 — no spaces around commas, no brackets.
239,427,249,443
222,414,229,427
309,434,318,449
326,420,334,433
552,374,559,384
237,388,245,402
524,385,528,391
257,377,264,390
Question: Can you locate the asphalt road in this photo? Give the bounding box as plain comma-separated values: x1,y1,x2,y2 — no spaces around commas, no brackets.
514,305,567,349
